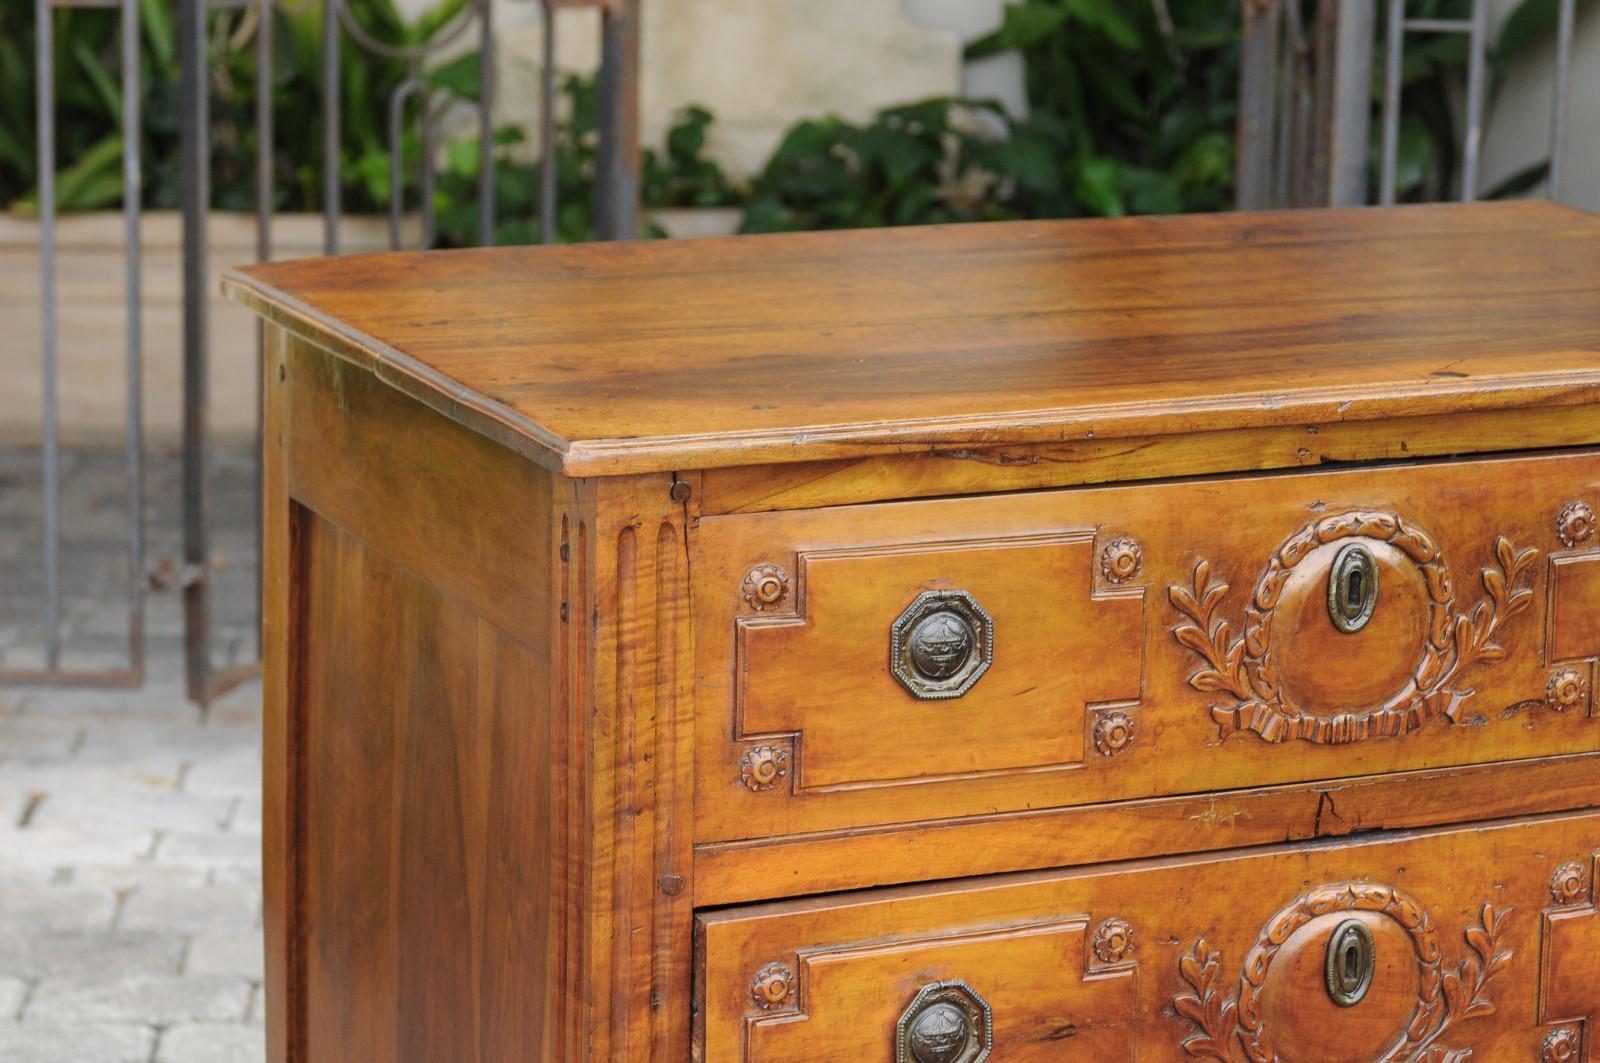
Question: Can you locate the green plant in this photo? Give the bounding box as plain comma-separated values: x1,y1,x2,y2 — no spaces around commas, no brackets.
642,104,741,208
964,0,1240,217
2,0,465,214
740,98,1025,232
434,78,742,246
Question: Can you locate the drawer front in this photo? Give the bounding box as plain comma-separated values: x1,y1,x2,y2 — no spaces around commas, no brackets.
697,809,1600,1062
693,452,1600,843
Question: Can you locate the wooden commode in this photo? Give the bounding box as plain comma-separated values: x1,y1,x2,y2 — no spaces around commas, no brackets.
226,200,1600,1063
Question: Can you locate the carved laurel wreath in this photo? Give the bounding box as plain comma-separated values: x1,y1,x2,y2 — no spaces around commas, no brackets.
1169,511,1538,744
1174,883,1512,1063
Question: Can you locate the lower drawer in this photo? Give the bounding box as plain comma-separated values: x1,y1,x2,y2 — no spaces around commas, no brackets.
696,810,1600,1062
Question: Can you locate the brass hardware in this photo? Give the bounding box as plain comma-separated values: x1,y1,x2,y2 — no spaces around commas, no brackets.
1327,543,1380,634
896,981,992,1063
1325,919,1376,1007
890,590,994,700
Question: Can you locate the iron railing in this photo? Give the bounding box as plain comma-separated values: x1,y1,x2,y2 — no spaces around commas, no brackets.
1238,0,1581,208
10,0,640,703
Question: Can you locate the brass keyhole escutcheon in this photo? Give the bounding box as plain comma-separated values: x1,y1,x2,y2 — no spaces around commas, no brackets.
1328,543,1380,634
1325,919,1376,1007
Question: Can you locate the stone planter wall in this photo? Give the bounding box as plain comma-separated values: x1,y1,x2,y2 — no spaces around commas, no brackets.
0,211,408,449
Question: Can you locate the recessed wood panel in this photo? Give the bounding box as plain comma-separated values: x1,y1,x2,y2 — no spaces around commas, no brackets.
1550,552,1600,664
695,451,1600,844
294,511,555,1063
697,809,1600,1062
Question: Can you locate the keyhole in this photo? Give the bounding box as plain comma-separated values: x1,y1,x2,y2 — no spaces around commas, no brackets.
1325,919,1375,1007
1328,543,1379,634
1342,940,1361,982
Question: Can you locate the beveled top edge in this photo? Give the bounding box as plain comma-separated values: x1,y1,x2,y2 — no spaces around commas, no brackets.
225,201,1600,477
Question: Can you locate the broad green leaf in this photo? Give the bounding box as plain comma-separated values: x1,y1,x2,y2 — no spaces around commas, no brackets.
1073,154,1124,216
1495,0,1596,67
425,51,481,101
966,2,1069,59
1063,0,1141,50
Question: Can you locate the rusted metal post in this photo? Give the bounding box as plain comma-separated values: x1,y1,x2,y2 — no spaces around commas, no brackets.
1237,0,1282,210
179,0,211,704
595,0,641,239
1324,0,1374,206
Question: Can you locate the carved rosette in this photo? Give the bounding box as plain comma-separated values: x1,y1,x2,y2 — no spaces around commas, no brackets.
1542,1027,1582,1063
1557,501,1596,549
1173,883,1512,1062
1550,861,1590,906
738,745,790,792
1092,917,1136,964
1169,512,1539,745
742,563,791,611
1546,669,1590,715
1101,537,1145,584
1092,711,1136,757
750,961,795,1011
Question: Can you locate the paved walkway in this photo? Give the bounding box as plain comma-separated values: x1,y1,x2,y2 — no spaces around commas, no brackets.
2,448,265,1063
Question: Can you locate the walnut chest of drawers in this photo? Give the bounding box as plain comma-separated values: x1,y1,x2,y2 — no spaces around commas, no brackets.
226,200,1600,1063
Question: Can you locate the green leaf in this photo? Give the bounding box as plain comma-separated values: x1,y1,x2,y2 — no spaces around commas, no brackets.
1073,154,1124,216
1063,0,1142,50
72,39,122,120
139,0,176,76
966,1,1069,59
1495,0,1596,67
1121,165,1183,214
982,134,1062,195
425,51,481,101
1485,158,1551,199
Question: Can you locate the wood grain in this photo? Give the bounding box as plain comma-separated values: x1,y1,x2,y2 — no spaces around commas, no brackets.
694,450,1600,844
697,809,1600,1062
225,201,1600,477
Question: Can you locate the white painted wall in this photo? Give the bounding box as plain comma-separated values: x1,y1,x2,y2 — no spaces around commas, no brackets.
1481,1,1600,210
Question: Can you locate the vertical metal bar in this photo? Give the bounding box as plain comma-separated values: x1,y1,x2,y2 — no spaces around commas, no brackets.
1379,0,1403,205
388,75,416,249
595,0,640,240
179,0,212,703
539,0,557,244
421,90,437,248
1272,7,1293,208
476,0,493,246
254,0,273,655
36,0,61,670
1327,0,1375,206
123,0,145,672
1237,0,1282,210
322,0,340,253
1460,0,1488,201
1549,0,1575,201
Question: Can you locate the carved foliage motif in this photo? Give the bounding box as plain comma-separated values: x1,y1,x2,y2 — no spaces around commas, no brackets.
1169,511,1539,744
1173,883,1512,1063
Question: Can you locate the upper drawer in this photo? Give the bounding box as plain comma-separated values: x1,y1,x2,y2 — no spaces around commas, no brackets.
696,808,1600,1062
692,451,1600,843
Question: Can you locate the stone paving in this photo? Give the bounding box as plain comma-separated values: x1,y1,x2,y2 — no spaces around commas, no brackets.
2,448,265,1063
